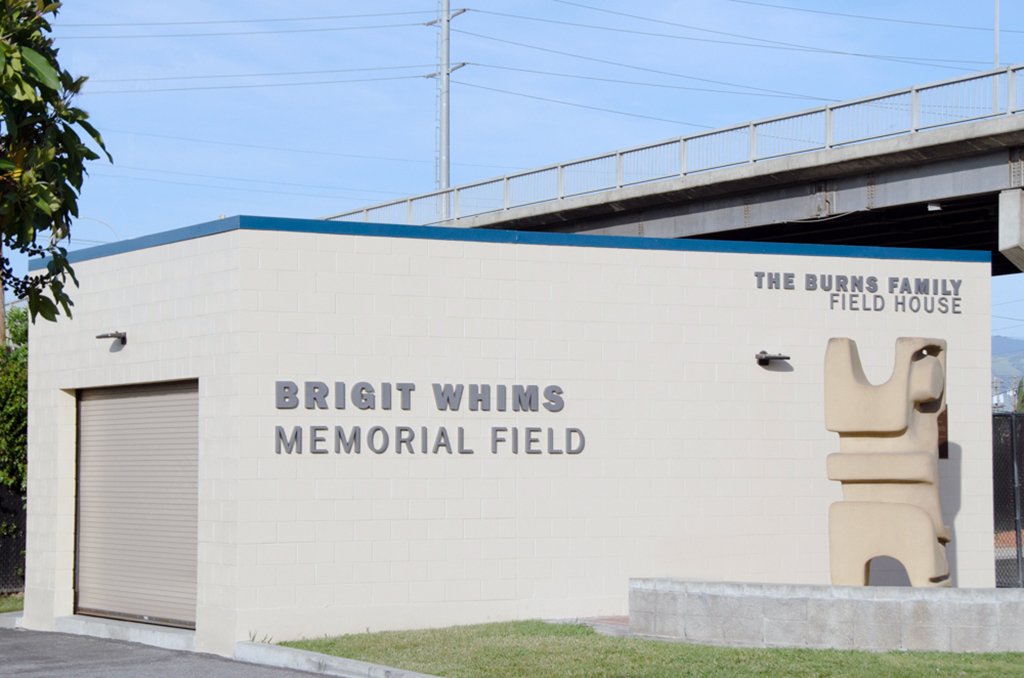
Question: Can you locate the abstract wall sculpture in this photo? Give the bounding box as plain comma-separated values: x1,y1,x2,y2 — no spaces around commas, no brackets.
823,337,951,587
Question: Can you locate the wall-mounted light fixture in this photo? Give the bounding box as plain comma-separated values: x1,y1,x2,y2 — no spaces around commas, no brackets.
96,331,127,346
755,350,789,366
927,203,942,212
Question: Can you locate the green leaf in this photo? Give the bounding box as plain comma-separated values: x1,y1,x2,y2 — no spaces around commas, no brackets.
31,194,53,215
75,119,112,161
20,48,60,91
0,159,17,171
34,295,58,322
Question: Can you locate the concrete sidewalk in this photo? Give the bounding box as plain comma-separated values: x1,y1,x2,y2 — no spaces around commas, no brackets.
0,628,319,678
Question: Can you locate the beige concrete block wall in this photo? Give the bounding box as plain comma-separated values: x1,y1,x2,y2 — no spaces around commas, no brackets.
24,221,993,656
234,230,992,644
24,232,244,654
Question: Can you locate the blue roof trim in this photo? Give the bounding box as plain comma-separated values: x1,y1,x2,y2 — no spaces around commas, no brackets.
29,214,991,270
29,215,243,270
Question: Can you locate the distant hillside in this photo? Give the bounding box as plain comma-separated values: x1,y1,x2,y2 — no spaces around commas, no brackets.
994,336,1024,358
993,336,1024,387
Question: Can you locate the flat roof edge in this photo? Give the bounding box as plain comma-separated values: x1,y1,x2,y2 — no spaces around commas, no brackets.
28,215,991,271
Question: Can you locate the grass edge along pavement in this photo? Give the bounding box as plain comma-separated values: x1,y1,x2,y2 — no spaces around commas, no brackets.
0,593,22,614
281,619,1024,678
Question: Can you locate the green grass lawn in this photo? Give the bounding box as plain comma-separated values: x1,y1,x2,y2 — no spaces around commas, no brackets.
0,593,23,614
282,620,1024,678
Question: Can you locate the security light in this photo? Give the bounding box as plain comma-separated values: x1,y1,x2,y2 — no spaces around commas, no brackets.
96,332,126,346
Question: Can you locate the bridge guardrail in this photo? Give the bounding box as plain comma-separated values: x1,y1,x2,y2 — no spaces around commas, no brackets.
327,64,1024,226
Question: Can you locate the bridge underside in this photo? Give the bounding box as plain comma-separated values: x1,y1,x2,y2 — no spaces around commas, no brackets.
690,193,1014,276
450,116,1024,277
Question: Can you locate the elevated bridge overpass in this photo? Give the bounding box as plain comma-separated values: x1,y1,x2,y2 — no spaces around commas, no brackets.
329,65,1024,275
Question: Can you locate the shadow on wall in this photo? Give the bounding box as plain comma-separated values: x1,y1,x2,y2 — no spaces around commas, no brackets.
869,441,962,586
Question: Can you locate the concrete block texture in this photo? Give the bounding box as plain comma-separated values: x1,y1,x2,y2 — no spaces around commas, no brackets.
24,222,993,655
630,579,1023,652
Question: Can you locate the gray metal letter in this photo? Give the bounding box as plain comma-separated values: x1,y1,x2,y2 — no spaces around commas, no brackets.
469,384,491,411
276,381,299,409
276,426,302,454
457,427,474,454
432,383,464,411
305,381,329,410
543,385,564,412
567,428,585,454
310,426,328,454
335,426,361,454
433,427,453,454
513,385,539,412
396,383,416,410
525,427,541,454
368,426,389,454
353,382,375,410
396,427,415,453
547,428,563,454
491,427,507,454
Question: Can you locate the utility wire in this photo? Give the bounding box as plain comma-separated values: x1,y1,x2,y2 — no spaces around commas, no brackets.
724,0,1024,35
91,64,435,83
57,11,440,27
471,63,812,99
994,314,1024,323
452,28,830,101
90,171,377,201
111,164,411,195
95,128,526,170
85,73,430,94
454,80,708,127
57,21,426,40
477,8,981,70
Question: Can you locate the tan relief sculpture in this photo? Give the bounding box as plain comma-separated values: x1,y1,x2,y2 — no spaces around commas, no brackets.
823,337,951,587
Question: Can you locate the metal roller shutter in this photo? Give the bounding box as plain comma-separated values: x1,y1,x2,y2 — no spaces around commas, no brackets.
76,380,199,628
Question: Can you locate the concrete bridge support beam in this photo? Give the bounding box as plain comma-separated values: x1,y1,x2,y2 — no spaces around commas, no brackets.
999,189,1024,271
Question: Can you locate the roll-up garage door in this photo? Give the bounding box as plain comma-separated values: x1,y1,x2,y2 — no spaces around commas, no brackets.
76,380,198,628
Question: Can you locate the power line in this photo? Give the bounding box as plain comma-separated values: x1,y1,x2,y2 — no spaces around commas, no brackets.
111,164,412,195
995,299,1024,307
95,128,526,170
471,63,812,99
724,0,1024,35
89,171,378,201
85,73,430,95
477,8,981,70
57,21,426,40
454,80,708,127
91,64,434,83
452,28,830,101
994,314,1024,323
57,10,440,27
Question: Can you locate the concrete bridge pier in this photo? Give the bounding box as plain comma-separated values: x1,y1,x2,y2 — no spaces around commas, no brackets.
1000,189,1024,272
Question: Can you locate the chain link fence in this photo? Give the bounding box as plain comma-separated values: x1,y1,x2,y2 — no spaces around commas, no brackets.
0,483,25,594
993,414,1024,587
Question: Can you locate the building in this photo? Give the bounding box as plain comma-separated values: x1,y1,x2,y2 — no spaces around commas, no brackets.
22,215,993,655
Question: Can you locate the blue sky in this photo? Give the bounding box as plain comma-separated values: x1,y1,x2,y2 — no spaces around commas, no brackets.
25,1,1024,335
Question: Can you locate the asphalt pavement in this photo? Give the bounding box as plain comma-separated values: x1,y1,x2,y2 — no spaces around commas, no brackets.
0,628,320,678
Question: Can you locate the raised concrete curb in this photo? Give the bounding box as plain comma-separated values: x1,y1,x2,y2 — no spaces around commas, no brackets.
630,579,1024,653
234,641,443,678
54,615,195,652
0,610,22,629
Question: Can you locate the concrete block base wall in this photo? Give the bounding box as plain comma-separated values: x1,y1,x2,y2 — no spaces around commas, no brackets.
629,579,1024,653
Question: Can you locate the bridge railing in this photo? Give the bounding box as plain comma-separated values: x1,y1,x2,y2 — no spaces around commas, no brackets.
327,64,1024,226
